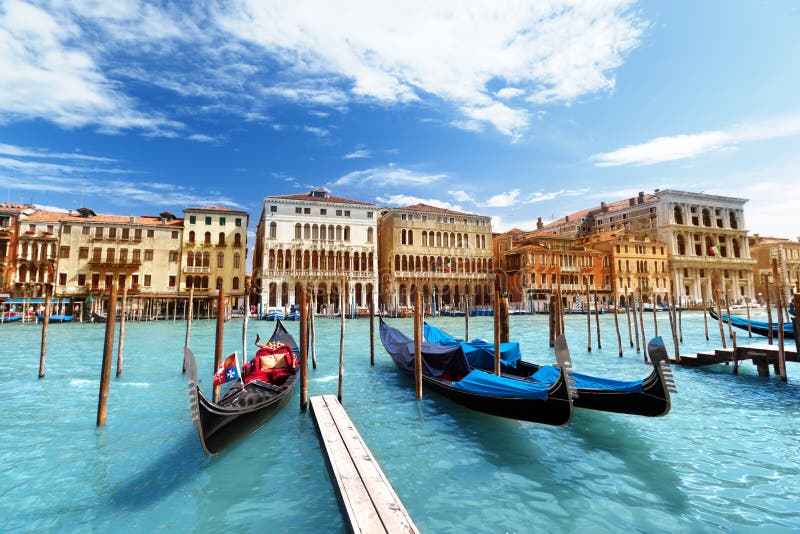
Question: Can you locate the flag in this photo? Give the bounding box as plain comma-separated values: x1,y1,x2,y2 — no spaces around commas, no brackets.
445,257,451,273
213,352,241,386
708,246,716,256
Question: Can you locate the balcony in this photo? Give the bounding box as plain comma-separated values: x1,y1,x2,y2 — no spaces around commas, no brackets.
260,269,377,280
88,259,142,271
184,266,211,273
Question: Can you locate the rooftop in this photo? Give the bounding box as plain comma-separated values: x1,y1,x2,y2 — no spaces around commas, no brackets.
268,189,376,206
542,192,658,230
393,203,485,218
184,206,249,214
23,210,184,227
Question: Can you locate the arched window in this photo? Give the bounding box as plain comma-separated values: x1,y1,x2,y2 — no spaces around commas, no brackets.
218,232,225,245
705,236,715,256
674,206,684,225
304,224,310,239
234,253,241,269
216,276,223,290
328,225,334,241
312,224,319,240
367,228,373,242
344,226,350,241
186,275,193,289
336,225,342,241
729,212,738,229
295,223,302,239
204,231,211,244
269,222,277,239
203,252,210,267
401,229,407,245
320,225,326,240
408,230,413,245
217,252,224,268
702,209,712,227
189,230,195,243
232,277,240,290
677,235,686,255
201,276,209,289
187,252,194,267
395,254,400,271
732,239,741,258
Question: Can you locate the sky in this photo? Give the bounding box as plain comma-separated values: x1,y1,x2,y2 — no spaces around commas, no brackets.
2,0,800,249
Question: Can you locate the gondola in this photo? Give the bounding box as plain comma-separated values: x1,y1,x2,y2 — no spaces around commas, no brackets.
710,309,795,339
424,323,676,417
379,318,575,426
91,311,107,323
185,320,299,455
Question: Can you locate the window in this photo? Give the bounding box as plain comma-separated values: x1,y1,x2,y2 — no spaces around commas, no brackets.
122,228,129,239
79,247,89,259
144,249,153,261
320,208,327,215
106,248,115,262
63,225,71,235
120,249,128,262
367,211,373,218
59,246,70,258
171,231,179,239
234,233,242,247
144,274,151,287
216,277,223,290
295,207,302,214
295,224,301,239
82,226,90,236
168,275,176,288
134,229,142,240
304,208,310,214
46,224,54,233
132,274,139,287
95,227,104,238
189,215,196,224
367,228,374,242
270,205,277,213
233,253,241,269
78,273,86,286
401,213,407,220
217,252,224,268
233,277,240,290
108,227,117,239
147,229,154,238
336,210,342,216
169,251,179,262
235,218,242,227
218,232,225,245
344,210,350,217
204,231,211,244
220,217,226,226
92,247,101,261
269,222,277,239
91,273,100,288
205,216,212,225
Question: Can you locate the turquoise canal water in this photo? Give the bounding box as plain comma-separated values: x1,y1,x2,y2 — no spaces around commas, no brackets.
1,312,799,532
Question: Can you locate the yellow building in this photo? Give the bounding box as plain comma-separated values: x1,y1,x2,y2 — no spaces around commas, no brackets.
182,206,248,307
378,204,494,314
12,210,61,297
749,234,800,304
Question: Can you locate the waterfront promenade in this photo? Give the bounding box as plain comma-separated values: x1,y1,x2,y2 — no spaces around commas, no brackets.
0,312,798,532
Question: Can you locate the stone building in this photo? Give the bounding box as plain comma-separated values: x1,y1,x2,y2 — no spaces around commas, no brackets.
378,204,494,314
182,206,249,308
1,203,35,292
11,209,61,297
749,234,800,304
539,189,755,304
253,189,377,316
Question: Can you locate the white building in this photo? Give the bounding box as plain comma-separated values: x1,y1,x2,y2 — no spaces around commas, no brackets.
253,189,378,316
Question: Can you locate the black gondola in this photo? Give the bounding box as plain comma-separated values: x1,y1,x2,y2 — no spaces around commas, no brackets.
185,320,299,455
710,309,795,339
379,318,575,426
91,311,107,323
424,323,676,417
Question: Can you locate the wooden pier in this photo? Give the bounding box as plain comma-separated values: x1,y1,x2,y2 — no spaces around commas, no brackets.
310,395,418,534
672,344,798,376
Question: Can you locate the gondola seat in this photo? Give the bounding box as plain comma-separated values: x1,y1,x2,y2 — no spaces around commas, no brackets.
245,345,296,385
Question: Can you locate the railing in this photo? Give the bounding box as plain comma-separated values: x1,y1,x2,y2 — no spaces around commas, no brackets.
392,271,492,280
87,259,142,269
260,269,376,279
184,266,211,273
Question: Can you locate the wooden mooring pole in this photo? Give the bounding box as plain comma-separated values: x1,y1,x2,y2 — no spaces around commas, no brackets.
765,281,774,345
667,292,680,362
773,259,787,381
625,289,634,348
724,293,735,343
38,289,51,379
594,288,602,350
677,296,683,343
702,298,710,340
494,291,502,375
585,280,592,352
116,286,127,378
414,289,423,399
338,289,345,402
183,287,194,373
652,298,658,337
369,296,375,366
97,280,118,426
638,288,648,361
464,295,469,341
792,293,800,353
300,286,308,410
632,290,640,353
713,288,727,349
242,292,249,364
213,289,225,403
500,295,509,343
311,299,318,370
548,295,556,347
613,292,622,357
745,297,753,337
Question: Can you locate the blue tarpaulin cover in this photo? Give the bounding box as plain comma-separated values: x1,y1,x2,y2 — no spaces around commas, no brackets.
451,369,550,399
532,365,643,393
424,323,522,369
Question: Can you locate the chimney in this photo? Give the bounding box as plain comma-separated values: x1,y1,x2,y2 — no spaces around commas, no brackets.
629,198,635,207
565,215,570,222
129,216,135,224
601,202,608,212
638,191,644,205
536,217,543,230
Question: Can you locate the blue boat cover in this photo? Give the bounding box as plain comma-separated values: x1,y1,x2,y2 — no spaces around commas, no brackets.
451,369,550,399
532,365,643,393
718,312,795,335
424,323,522,369
380,321,470,379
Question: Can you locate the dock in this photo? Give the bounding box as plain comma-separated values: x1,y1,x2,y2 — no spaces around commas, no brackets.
673,344,798,376
310,395,418,534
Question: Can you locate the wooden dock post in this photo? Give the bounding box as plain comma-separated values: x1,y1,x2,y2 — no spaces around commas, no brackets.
116,286,128,378
38,289,51,379
500,295,509,343
369,296,375,366
794,293,800,353
625,289,634,347
548,295,556,347
300,286,309,411
667,293,680,362
464,295,469,341
652,298,658,337
678,296,683,343
311,299,318,370
632,290,640,353
97,280,118,426
494,291,502,375
773,259,787,381
703,298,710,340
613,292,622,357
584,280,592,352
713,289,727,349
337,290,345,402
213,289,225,403
638,288,648,361
183,287,194,373
745,297,753,337
765,280,774,345
594,288,602,350
414,290,423,399
724,293,735,342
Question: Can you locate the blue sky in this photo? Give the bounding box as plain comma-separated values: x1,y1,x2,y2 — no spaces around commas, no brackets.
2,0,800,242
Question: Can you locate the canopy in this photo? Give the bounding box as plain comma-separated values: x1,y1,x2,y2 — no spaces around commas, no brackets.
380,320,470,379
451,369,550,400
423,323,522,369
532,365,643,393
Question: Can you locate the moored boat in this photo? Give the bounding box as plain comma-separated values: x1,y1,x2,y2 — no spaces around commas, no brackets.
424,323,676,417
379,318,575,426
709,309,795,339
185,320,299,455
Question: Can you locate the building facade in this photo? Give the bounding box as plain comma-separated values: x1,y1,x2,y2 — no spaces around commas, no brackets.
182,206,248,307
253,189,377,316
539,189,756,304
749,235,800,304
1,203,33,292
378,204,494,313
11,210,61,297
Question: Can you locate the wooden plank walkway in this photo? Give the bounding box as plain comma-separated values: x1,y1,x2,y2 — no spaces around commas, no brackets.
672,344,798,373
310,395,418,534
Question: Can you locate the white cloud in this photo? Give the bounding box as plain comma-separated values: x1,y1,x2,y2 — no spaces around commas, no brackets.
591,113,800,167
376,194,463,212
0,142,115,162
481,189,520,208
525,188,589,203
331,165,447,187
495,87,525,99
303,126,330,137
187,133,223,143
343,149,371,159
449,190,475,203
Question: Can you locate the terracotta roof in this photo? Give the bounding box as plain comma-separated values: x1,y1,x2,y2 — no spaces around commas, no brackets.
392,203,485,218
184,206,249,214
0,202,34,214
23,210,184,227
268,193,376,206
542,194,658,229
21,211,66,222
